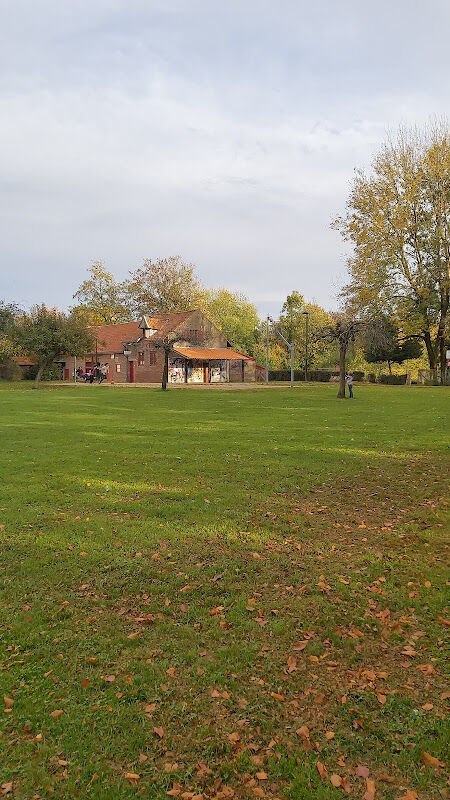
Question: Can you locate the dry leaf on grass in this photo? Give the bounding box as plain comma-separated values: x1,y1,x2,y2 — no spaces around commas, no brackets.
125,773,140,784
422,751,444,768
363,778,376,800
316,761,327,778
355,765,370,778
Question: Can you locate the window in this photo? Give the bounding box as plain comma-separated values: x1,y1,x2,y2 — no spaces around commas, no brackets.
116,363,121,373
110,353,115,360
149,351,156,365
138,351,145,366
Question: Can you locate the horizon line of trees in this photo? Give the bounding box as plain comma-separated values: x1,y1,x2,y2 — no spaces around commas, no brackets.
1,119,448,391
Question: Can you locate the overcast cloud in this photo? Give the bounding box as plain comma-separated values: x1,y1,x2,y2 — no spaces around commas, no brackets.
0,0,449,317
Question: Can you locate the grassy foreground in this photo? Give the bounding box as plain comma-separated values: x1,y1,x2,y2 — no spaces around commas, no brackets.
0,383,448,800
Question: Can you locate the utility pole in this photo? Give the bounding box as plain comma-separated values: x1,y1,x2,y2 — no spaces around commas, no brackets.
265,315,270,384
74,355,77,383
290,341,295,389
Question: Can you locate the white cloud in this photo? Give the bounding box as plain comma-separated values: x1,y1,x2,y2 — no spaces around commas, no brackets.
0,0,449,316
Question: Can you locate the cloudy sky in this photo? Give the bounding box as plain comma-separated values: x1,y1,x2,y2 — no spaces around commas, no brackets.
1,0,449,318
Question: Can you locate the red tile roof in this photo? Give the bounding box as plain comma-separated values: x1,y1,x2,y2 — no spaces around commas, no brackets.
90,322,142,353
90,312,196,353
141,311,195,339
174,347,251,360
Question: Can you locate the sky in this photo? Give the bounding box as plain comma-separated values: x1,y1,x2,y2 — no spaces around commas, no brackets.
0,0,449,319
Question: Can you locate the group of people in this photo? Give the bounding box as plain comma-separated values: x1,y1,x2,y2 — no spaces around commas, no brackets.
76,364,109,384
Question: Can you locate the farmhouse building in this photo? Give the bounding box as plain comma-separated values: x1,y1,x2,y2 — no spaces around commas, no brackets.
62,310,258,383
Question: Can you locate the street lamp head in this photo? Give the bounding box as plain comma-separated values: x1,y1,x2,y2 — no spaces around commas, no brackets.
302,310,309,316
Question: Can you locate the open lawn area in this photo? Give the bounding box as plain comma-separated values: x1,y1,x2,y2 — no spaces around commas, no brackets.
0,383,448,800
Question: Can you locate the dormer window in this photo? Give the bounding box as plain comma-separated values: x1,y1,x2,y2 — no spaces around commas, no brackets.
139,317,158,338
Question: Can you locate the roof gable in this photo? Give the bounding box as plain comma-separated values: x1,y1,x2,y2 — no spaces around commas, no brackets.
91,312,197,352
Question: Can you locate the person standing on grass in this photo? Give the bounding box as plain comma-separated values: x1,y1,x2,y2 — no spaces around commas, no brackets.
99,364,108,384
345,371,354,398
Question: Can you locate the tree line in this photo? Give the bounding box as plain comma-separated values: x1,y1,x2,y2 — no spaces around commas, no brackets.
1,119,448,391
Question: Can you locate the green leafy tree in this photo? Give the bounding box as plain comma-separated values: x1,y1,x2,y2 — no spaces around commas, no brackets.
333,120,449,383
73,261,129,324
125,256,206,317
278,292,334,369
14,305,94,388
204,288,259,355
363,316,422,373
0,302,22,378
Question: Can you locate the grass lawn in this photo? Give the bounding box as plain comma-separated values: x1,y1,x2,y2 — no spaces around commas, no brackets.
0,383,448,800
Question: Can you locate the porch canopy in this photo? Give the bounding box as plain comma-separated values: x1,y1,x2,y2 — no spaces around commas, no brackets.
173,347,251,360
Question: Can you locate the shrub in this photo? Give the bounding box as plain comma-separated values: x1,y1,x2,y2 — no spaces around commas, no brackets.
25,364,62,381
367,373,377,383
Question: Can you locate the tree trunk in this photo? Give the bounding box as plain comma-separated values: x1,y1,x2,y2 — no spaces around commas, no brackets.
33,365,45,389
423,331,438,384
337,344,346,399
388,360,392,374
439,335,447,385
161,350,168,391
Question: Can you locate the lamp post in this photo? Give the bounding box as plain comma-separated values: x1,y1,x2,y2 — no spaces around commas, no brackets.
269,316,295,389
265,315,270,384
302,310,309,382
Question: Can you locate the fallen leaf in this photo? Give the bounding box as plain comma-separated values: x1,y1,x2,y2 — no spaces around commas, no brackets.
316,761,327,778
153,726,165,738
296,725,310,739
293,640,308,652
3,697,14,709
287,655,297,673
422,751,444,768
50,709,63,718
125,772,140,784
355,765,370,778
396,792,418,800
255,771,268,780
330,774,342,787
363,777,376,800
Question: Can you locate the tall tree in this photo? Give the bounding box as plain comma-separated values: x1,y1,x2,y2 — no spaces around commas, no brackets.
125,256,205,317
73,261,129,324
14,305,94,388
333,120,449,383
204,288,259,355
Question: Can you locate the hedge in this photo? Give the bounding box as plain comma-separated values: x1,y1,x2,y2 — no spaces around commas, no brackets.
378,374,407,385
268,370,365,382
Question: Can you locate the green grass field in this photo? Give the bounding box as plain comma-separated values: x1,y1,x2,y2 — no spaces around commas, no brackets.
0,383,448,800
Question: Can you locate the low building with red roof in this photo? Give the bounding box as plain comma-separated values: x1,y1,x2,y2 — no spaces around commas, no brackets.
62,310,257,384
